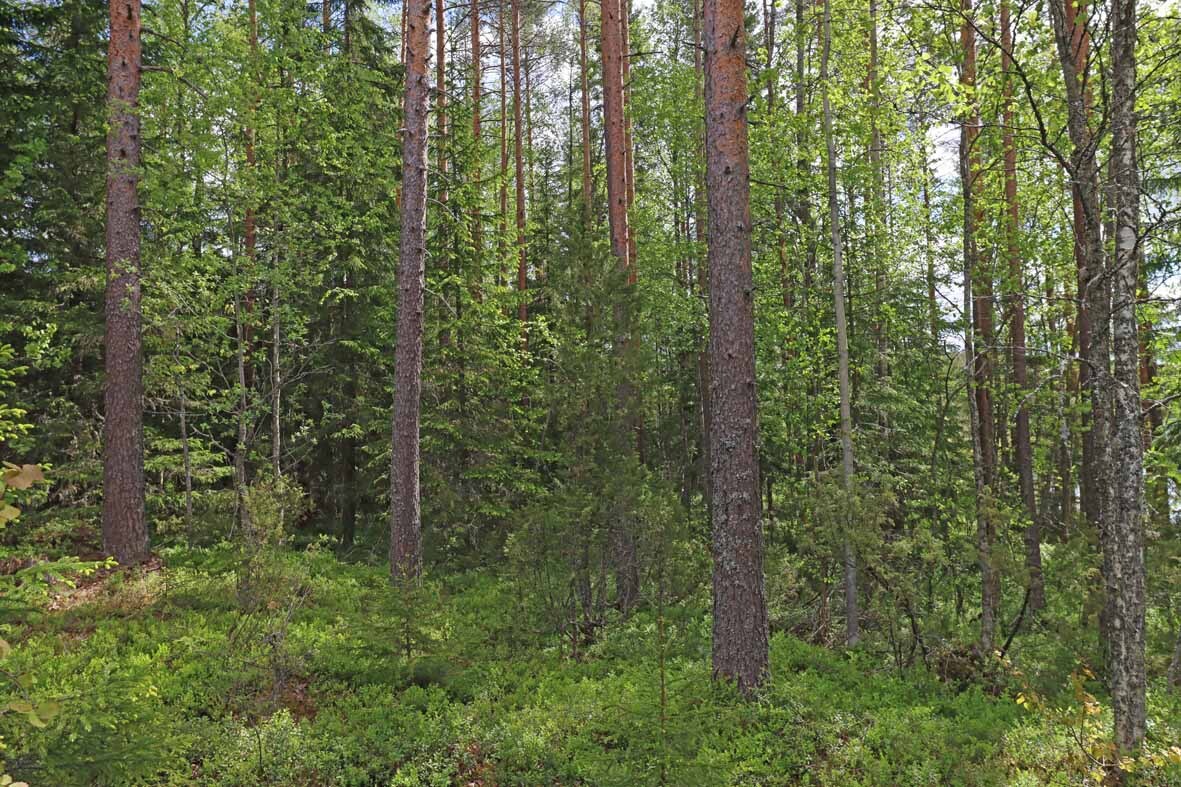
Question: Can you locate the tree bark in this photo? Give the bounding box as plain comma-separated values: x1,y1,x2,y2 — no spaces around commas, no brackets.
704,0,769,693
578,0,593,224
1051,0,1111,651
272,286,281,480
692,0,712,514
390,0,432,582
1001,0,1043,611
960,0,998,652
601,0,631,269
1059,0,1105,536
510,0,527,323
471,0,482,271
498,7,508,282
820,0,859,648
601,0,640,611
103,0,150,566
619,0,637,269
171,339,194,544
437,0,447,203
1107,0,1147,750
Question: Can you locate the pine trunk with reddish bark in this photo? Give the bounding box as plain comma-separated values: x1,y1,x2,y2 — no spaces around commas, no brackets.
1001,0,1043,611
704,0,769,694
960,0,999,652
103,0,150,566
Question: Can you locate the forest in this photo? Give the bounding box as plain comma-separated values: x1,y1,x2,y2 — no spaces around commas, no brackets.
2,0,1181,782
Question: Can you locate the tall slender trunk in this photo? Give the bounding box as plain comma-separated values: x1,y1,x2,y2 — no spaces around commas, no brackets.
437,0,447,203
961,0,998,652
601,0,640,610
471,0,482,270
272,287,281,479
510,0,527,323
620,0,637,269
821,0,858,647
704,0,769,693
693,0,712,513
1051,0,1110,647
1001,0,1043,611
922,147,939,344
400,0,407,64
763,0,789,310
103,0,150,565
498,7,508,281
1140,270,1166,526
578,0,592,223
1061,0,1103,534
601,0,630,269
390,0,432,582
867,0,887,381
173,346,193,543
234,295,251,536
1107,0,1147,750
245,0,258,288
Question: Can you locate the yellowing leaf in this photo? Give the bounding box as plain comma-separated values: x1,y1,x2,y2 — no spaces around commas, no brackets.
3,464,42,490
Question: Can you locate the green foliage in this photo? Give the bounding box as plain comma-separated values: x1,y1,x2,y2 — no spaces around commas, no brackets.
0,551,1176,785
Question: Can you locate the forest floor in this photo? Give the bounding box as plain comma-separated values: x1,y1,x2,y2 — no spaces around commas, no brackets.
4,544,1181,786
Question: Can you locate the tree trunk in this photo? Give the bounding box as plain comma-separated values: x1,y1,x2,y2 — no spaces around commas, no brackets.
497,9,508,282
867,0,887,381
820,0,858,648
1001,0,1043,611
692,0,712,513
471,0,482,270
1107,0,1147,750
103,0,150,566
619,0,637,269
704,0,769,694
1051,0,1111,648
234,295,251,537
174,346,193,544
1060,0,1104,536
272,287,281,480
601,0,630,269
579,0,592,223
1169,626,1181,689
390,0,432,582
510,0,527,323
600,0,640,611
437,0,447,203
960,0,998,652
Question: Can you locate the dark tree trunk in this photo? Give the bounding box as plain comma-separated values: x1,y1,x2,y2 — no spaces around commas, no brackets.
471,0,482,272
704,0,769,693
390,0,432,582
103,0,150,566
1051,0,1111,648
